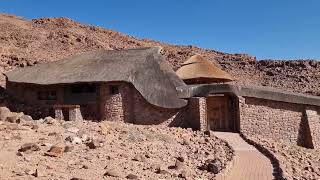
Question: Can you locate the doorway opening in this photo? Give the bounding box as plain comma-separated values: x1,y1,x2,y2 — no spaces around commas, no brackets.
206,94,239,132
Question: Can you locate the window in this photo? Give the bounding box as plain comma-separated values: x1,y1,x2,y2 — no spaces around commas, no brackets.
71,84,96,93
110,85,119,95
37,91,57,100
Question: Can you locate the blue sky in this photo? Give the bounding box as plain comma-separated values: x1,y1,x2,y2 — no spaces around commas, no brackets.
0,0,320,60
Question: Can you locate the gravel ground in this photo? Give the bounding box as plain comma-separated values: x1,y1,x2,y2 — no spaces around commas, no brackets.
250,136,320,180
0,118,233,180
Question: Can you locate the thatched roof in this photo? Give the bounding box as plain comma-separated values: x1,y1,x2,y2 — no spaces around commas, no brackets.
5,47,187,108
176,54,234,83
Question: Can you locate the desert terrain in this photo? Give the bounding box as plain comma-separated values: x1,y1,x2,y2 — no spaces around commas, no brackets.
0,13,319,96
0,107,233,180
0,13,319,180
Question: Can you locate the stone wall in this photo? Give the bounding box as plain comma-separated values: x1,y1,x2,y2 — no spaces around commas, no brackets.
100,82,133,122
99,82,187,126
185,97,207,131
131,85,184,125
239,96,320,148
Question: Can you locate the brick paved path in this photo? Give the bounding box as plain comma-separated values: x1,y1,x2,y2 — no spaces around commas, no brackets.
214,132,274,180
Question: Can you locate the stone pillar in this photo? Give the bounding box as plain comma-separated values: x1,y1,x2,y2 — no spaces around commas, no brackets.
199,97,208,131
237,96,245,133
54,108,64,120
305,108,320,148
69,106,83,122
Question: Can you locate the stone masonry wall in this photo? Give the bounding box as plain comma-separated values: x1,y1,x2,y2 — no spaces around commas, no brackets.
100,82,133,122
132,86,183,125
186,97,207,131
240,96,320,147
100,82,186,126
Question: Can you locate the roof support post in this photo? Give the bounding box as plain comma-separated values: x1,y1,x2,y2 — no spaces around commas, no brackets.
69,106,83,122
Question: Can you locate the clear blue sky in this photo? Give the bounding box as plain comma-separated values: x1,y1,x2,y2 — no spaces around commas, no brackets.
1,0,320,60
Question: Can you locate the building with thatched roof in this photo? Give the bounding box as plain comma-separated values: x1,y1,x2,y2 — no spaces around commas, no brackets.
5,47,187,124
176,54,233,84
4,47,320,148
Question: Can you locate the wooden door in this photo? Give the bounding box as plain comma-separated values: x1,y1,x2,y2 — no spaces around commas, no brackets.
207,96,229,131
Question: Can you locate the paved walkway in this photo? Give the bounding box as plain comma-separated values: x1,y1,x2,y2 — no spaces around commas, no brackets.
214,132,274,180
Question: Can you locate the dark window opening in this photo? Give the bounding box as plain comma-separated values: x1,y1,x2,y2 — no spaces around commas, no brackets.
37,91,57,100
71,84,96,94
110,85,119,95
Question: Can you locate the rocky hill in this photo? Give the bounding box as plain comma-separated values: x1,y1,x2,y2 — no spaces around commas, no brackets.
0,14,319,95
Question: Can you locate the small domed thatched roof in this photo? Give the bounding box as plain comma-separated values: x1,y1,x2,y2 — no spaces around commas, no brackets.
176,54,234,84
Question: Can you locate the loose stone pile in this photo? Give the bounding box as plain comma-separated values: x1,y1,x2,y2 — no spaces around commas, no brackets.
0,107,233,179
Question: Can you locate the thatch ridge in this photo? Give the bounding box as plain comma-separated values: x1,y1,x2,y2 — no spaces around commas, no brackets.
5,46,187,108
176,54,234,83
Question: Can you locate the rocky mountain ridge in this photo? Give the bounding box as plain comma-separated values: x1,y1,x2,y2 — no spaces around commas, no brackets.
0,13,319,95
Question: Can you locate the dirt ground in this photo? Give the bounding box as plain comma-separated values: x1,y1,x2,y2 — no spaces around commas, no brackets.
0,118,233,180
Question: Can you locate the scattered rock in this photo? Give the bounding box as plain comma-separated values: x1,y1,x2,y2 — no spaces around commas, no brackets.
64,145,74,152
66,136,82,144
31,169,39,177
82,164,89,169
126,173,138,179
0,107,11,121
67,127,79,134
6,114,20,123
104,169,121,177
71,178,84,180
155,165,169,174
20,115,33,122
18,143,40,152
132,154,146,162
44,117,56,124
174,159,184,170
72,137,82,145
48,132,58,136
44,145,64,157
80,134,89,142
199,159,222,174
86,139,101,149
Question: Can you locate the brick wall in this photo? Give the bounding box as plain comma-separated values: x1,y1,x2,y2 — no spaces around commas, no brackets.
239,96,320,148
